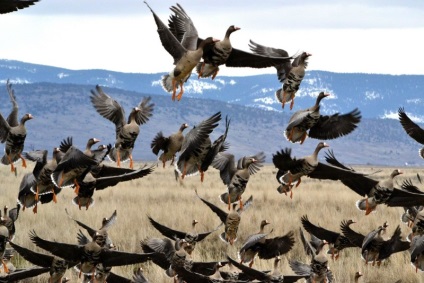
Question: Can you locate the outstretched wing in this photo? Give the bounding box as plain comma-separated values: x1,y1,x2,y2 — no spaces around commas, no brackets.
90,85,126,138
144,1,186,63
309,108,361,140
398,107,424,144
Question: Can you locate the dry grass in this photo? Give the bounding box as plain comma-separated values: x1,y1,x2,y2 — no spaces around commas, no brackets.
1,162,424,283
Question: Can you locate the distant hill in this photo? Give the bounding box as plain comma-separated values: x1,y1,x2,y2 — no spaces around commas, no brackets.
1,59,424,120
0,82,422,166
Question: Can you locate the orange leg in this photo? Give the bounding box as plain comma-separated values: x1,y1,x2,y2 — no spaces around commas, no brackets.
7,155,15,173
290,97,295,110
19,153,27,168
365,198,373,215
162,158,166,168
176,82,184,101
129,154,134,169
299,132,308,145
73,179,80,195
171,79,177,101
287,174,293,187
78,199,82,210
335,253,340,260
170,155,175,166
249,258,254,268
2,260,9,273
198,62,205,78
58,175,65,187
51,188,57,203
228,194,231,211
35,185,39,201
200,171,204,182
116,150,121,167
281,101,286,109
32,203,37,214
290,189,293,199
238,196,243,210
295,177,302,187
181,163,187,179
287,128,295,142
211,69,219,80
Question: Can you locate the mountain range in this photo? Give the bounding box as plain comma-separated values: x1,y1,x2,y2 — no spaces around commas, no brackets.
0,59,423,166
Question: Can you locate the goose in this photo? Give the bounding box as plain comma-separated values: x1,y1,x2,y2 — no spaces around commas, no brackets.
238,220,295,268
196,190,252,245
151,123,188,168
90,85,154,169
227,255,307,283
301,215,357,260
289,241,334,283
249,40,311,110
175,112,221,181
325,150,424,215
144,2,219,101
147,216,215,255
285,92,361,144
212,151,265,210
8,240,77,283
0,81,33,172
29,230,155,280
341,221,409,266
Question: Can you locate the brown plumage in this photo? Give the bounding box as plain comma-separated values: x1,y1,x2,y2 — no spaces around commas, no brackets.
238,220,295,268
29,230,155,279
23,148,61,213
145,2,219,101
249,40,310,110
341,221,409,266
0,205,19,241
325,150,424,215
285,92,361,144
196,190,253,245
196,25,240,79
151,123,188,168
90,85,154,169
147,216,216,255
272,142,329,198
141,237,223,281
227,255,307,283
0,81,33,172
51,137,100,194
289,241,334,283
301,215,357,260
213,151,265,210
175,112,221,181
8,240,77,283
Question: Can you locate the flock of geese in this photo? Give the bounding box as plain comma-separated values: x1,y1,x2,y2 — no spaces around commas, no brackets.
1,1,424,283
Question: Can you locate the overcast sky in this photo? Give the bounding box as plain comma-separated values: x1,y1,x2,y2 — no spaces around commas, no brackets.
1,0,423,76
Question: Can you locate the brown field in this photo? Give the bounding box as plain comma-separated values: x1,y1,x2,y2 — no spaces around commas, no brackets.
1,162,424,283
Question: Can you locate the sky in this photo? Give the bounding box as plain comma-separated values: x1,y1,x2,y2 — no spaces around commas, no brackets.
1,0,423,77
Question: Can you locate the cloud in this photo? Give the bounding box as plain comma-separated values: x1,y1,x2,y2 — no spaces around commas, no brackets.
364,91,382,100
381,110,424,123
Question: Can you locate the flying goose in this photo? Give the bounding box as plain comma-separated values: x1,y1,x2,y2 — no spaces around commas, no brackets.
90,85,154,169
249,40,311,110
145,2,218,101
151,123,188,168
285,92,361,144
